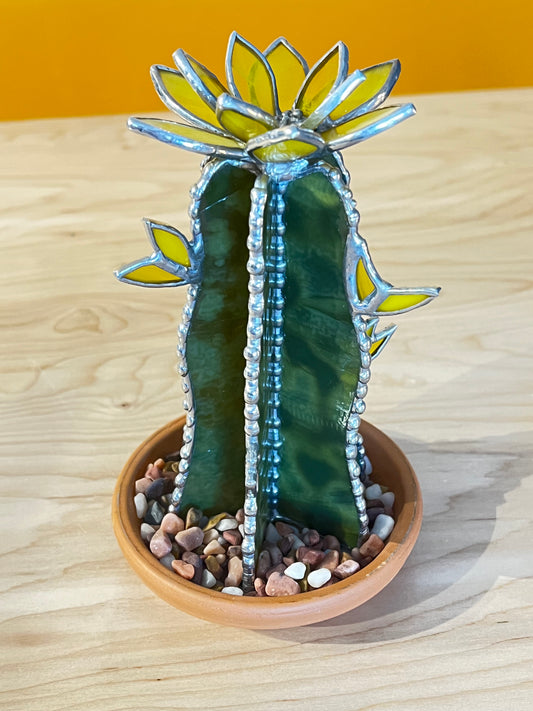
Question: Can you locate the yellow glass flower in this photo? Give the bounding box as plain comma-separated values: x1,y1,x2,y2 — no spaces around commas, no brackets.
129,33,416,165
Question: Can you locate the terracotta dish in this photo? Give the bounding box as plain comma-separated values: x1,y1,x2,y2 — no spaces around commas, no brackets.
112,416,422,629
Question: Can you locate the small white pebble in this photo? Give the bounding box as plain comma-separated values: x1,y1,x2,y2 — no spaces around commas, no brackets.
238,523,245,537
158,554,175,570
380,491,395,508
201,569,217,589
284,562,306,580
140,523,156,542
364,455,373,475
220,586,244,596
365,483,383,500
217,518,238,532
134,493,148,519
371,513,395,540
307,568,332,589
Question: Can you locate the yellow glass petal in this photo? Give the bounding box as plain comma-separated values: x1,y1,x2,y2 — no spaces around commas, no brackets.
377,293,429,313
296,43,346,117
153,67,221,129
266,41,307,112
229,35,277,115
356,258,375,300
218,108,271,142
251,139,318,163
124,265,183,285
369,337,387,356
329,62,397,122
322,105,415,148
129,118,245,156
152,227,190,267
188,56,227,99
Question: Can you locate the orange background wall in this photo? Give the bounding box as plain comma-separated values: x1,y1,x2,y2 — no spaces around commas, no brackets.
1,0,532,121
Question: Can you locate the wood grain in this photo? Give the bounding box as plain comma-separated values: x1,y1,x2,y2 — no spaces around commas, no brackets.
1,89,532,709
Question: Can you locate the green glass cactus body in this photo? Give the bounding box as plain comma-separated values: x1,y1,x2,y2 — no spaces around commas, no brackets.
115,34,440,588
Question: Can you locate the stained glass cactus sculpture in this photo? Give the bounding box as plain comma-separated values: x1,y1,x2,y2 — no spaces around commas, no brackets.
115,34,440,590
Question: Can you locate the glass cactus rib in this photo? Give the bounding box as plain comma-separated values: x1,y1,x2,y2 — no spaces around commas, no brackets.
115,33,440,591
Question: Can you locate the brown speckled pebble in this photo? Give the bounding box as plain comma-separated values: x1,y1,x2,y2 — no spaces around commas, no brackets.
175,526,204,551
265,571,300,597
320,550,340,571
359,534,385,558
275,521,296,537
303,529,320,547
149,529,172,559
227,545,242,558
333,559,360,579
160,513,184,536
202,529,219,544
322,535,341,552
297,547,325,568
171,559,195,580
225,556,243,587
222,529,242,546
215,553,227,565
264,542,283,566
265,563,287,579
256,550,272,578
254,578,267,596
235,508,245,524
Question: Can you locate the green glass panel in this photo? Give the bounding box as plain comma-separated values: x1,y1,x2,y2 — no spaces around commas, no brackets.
178,164,255,515
276,171,361,547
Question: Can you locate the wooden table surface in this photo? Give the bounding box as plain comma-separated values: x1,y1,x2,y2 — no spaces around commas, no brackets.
1,89,532,710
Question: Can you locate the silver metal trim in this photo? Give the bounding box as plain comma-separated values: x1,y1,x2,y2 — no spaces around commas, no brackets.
127,117,248,159
172,48,226,111
301,69,365,131
328,59,402,128
242,173,268,590
216,92,278,131
325,103,416,151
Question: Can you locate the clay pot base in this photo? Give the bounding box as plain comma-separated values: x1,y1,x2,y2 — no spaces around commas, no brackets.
112,417,422,629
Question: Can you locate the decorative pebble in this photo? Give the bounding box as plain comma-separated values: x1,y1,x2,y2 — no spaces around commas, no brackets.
322,535,340,552
140,523,156,542
227,545,242,558
217,518,238,532
203,539,226,556
364,455,373,475
333,559,360,579
264,542,283,566
254,578,267,596
221,586,244,596
256,550,272,578
320,550,340,571
297,547,325,568
235,508,245,524
171,559,195,580
175,526,204,551
222,529,242,546
186,507,203,529
371,514,395,541
161,513,184,536
380,491,395,509
215,553,227,565
265,572,300,597
145,477,169,500
205,555,224,579
201,569,216,588
264,522,281,544
238,523,245,537
144,500,165,525
135,477,152,495
365,483,383,500
159,553,175,570
307,568,332,589
366,506,386,525
275,521,296,537
203,512,229,531
284,562,306,580
203,529,219,544
149,529,172,559
134,493,148,519
303,529,320,547
225,556,243,587
359,533,385,558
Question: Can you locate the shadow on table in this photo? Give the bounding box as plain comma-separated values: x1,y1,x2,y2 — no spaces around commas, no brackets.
261,426,531,645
